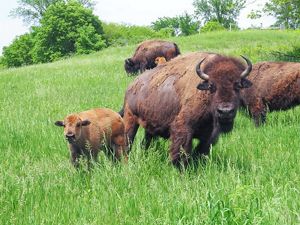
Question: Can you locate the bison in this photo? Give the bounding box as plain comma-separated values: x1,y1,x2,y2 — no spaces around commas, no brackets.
240,61,300,126
122,52,253,167
55,108,128,167
124,40,180,75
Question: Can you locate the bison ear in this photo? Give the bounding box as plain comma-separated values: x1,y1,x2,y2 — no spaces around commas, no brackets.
55,121,64,127
81,120,91,126
241,78,252,88
197,81,210,90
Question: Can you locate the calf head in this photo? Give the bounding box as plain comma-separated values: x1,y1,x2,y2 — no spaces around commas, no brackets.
55,114,91,143
155,56,167,65
124,58,139,74
196,56,253,132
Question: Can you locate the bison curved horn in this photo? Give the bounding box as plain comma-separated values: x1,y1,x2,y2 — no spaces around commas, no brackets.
240,55,252,78
196,58,209,81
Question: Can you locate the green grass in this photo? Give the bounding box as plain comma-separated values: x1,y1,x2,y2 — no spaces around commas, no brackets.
0,30,300,224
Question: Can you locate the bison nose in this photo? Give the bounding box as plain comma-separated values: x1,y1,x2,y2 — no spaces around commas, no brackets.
65,132,75,139
217,107,235,118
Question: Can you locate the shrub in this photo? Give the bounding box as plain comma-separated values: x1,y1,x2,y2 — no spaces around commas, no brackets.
201,21,226,33
102,23,166,46
32,1,106,63
2,33,34,67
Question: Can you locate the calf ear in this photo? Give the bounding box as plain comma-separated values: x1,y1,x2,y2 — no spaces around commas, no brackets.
55,121,64,127
241,78,252,88
197,81,210,90
81,120,91,126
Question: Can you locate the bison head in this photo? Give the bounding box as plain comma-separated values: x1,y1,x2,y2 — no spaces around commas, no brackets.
55,114,91,143
124,58,139,75
196,56,252,132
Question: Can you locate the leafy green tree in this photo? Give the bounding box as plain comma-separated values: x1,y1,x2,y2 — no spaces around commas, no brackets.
10,0,95,24
151,13,199,36
263,0,300,29
32,1,105,63
151,17,179,32
2,33,35,67
193,0,246,28
178,13,199,36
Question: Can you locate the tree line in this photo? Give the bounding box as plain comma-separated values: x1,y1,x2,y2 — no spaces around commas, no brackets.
0,0,298,68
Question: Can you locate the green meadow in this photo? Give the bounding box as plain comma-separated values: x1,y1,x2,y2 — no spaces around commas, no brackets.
0,30,299,224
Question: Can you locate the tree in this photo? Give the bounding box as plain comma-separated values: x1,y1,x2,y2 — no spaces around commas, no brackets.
2,33,35,67
263,0,300,29
10,0,95,25
151,13,199,36
193,0,246,28
32,1,106,63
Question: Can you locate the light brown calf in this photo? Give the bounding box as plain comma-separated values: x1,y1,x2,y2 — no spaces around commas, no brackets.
55,108,127,167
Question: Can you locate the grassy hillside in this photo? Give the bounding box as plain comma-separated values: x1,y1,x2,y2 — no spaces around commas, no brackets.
0,30,299,224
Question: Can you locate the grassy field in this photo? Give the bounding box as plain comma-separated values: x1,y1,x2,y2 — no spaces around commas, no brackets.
0,30,300,224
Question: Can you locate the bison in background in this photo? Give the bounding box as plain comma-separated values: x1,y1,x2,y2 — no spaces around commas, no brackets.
124,40,180,75
55,108,128,168
240,62,300,126
122,52,253,167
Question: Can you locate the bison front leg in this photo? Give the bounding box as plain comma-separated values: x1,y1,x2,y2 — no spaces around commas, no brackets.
70,145,80,168
170,124,193,168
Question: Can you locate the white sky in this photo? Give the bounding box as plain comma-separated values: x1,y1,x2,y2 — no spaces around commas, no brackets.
0,0,275,55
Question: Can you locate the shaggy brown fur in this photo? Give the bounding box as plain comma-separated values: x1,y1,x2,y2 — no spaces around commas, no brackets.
55,108,128,167
155,56,167,65
124,40,180,75
240,62,300,126
122,52,252,167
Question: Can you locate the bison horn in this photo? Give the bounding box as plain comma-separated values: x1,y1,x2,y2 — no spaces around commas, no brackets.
196,58,209,81
240,55,252,78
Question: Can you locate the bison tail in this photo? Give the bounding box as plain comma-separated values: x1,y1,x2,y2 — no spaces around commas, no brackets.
174,43,181,55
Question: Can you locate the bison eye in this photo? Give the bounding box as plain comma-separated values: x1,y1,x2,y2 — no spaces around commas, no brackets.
209,83,216,93
76,123,81,127
234,82,242,91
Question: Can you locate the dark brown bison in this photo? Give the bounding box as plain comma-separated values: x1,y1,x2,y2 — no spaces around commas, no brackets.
122,52,253,167
240,61,300,126
55,108,128,167
124,40,180,75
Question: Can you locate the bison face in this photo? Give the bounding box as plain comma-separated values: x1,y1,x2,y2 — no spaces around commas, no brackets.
124,58,139,75
196,56,253,132
55,115,91,143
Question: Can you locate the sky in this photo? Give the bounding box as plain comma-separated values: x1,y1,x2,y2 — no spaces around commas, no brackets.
0,0,275,55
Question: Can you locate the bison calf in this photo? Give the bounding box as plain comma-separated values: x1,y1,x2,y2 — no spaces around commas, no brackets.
55,108,128,167
124,40,180,75
240,62,300,126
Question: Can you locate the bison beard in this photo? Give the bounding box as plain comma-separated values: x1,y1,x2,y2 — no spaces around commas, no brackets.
122,52,252,168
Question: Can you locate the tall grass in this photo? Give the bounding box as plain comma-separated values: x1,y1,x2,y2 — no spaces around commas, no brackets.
0,30,299,224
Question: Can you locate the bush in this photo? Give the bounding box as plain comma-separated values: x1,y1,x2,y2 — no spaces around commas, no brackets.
2,33,34,67
102,23,166,46
201,21,226,33
32,1,106,63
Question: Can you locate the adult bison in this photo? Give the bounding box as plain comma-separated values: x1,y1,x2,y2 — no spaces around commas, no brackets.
124,40,180,75
240,61,300,126
122,52,253,167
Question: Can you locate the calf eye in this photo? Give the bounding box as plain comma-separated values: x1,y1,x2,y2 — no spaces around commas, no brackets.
76,123,81,127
